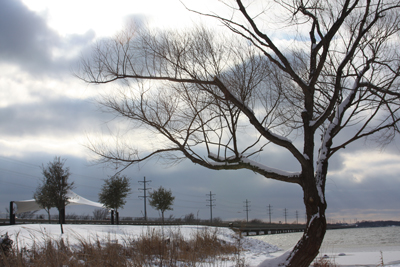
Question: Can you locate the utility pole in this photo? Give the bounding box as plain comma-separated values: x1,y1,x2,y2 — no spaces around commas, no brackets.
284,208,288,224
244,199,251,223
295,210,299,224
206,191,216,223
267,204,272,224
138,176,151,221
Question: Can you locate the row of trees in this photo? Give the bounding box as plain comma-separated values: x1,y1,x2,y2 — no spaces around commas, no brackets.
98,173,175,222
33,157,175,230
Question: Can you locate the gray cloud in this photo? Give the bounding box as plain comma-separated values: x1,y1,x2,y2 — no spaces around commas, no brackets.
0,98,107,137
0,0,95,75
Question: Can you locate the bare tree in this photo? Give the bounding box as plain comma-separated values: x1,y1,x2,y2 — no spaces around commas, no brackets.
16,210,38,219
78,1,400,266
92,208,109,220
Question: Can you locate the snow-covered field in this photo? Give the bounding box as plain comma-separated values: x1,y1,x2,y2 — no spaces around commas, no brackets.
1,224,400,267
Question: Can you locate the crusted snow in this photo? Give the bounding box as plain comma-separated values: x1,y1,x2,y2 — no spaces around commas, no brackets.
207,153,300,178
1,224,280,267
208,152,236,161
265,128,292,143
2,224,400,266
257,250,292,267
241,158,300,178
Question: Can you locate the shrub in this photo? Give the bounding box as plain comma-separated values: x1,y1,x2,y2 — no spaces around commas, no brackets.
0,232,13,256
313,256,338,267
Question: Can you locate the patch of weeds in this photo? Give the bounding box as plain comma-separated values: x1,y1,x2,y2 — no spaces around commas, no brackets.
313,255,338,267
1,226,244,266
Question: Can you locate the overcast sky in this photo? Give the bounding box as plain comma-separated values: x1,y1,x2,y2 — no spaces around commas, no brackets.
1,0,399,224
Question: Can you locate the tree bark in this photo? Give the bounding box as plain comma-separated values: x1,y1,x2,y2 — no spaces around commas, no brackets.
283,174,327,267
285,208,326,266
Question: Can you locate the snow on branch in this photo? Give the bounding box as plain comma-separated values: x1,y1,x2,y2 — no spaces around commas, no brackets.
264,128,293,143
241,157,300,178
207,152,301,183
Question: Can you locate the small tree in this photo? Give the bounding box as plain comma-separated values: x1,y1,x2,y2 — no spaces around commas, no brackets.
41,156,74,234
149,186,175,223
34,181,54,223
98,174,131,214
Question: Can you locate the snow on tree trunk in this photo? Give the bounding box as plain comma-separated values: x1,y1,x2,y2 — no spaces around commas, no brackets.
259,209,326,267
259,166,327,267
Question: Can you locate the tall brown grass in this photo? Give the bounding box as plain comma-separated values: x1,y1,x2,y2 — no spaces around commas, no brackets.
1,227,245,267
312,256,339,267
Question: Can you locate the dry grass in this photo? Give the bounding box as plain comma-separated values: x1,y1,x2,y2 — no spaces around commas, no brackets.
0,227,245,267
312,256,339,267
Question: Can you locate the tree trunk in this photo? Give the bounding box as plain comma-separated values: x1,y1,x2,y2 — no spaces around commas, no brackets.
47,210,51,224
284,210,326,266
283,174,327,267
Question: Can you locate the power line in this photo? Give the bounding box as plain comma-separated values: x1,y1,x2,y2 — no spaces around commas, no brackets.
0,167,41,179
138,176,151,221
0,155,40,169
0,155,106,182
284,208,288,224
0,180,36,189
267,204,272,223
174,191,205,199
206,191,216,223
244,199,251,222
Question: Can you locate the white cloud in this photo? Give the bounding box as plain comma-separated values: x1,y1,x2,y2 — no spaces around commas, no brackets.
330,151,400,183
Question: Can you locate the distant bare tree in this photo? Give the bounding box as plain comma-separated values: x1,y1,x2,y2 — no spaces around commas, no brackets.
78,1,400,266
183,213,196,223
16,210,38,219
93,208,109,220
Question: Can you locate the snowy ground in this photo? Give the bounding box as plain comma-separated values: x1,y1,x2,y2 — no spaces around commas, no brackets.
1,224,400,267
